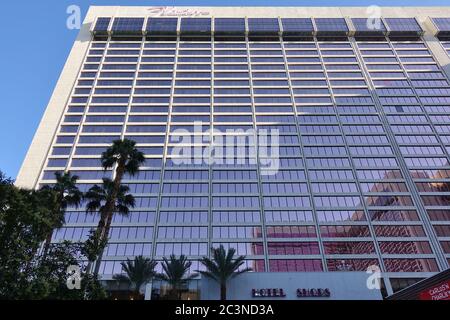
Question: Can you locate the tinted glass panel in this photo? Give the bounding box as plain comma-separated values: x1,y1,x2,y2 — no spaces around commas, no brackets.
315,18,349,33
352,18,387,33
385,18,422,32
94,17,111,33
112,18,145,33
146,18,178,34
248,18,280,34
433,18,450,31
180,18,212,34
281,18,314,34
214,18,246,34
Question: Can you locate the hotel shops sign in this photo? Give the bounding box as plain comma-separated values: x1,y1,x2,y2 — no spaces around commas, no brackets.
148,7,210,17
252,288,331,298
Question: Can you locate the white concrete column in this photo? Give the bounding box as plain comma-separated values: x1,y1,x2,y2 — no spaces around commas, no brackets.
144,282,153,300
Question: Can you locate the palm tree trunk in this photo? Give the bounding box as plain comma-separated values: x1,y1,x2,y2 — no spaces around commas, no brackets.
169,289,175,300
41,232,53,260
93,163,126,277
84,221,104,276
134,281,142,300
220,284,227,301
93,211,115,276
86,260,93,274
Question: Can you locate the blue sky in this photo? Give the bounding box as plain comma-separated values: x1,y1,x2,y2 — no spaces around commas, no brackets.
0,0,449,179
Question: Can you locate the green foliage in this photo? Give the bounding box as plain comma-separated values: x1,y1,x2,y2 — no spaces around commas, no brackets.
81,230,108,264
81,273,109,300
37,242,85,300
41,172,82,216
156,255,198,300
0,140,146,299
85,139,144,276
113,256,157,297
0,177,56,298
84,178,135,272
101,139,146,175
85,178,135,217
0,170,108,300
198,245,251,300
40,172,83,259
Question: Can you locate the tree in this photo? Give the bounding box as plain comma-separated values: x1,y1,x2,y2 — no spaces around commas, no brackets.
0,172,78,299
80,273,109,301
89,139,145,276
113,256,157,299
0,189,54,298
198,245,251,301
0,171,108,300
84,178,135,274
36,241,85,300
40,172,83,258
157,255,198,300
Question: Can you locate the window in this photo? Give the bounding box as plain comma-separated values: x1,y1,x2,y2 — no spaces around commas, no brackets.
315,18,348,34
155,243,208,256
385,18,422,32
327,259,379,271
94,18,111,33
281,18,313,34
180,18,211,34
212,226,262,239
248,18,280,34
160,196,209,208
379,241,432,254
212,196,260,208
320,225,371,237
214,18,246,34
352,18,386,33
384,259,438,272
323,241,376,254
267,242,320,255
212,211,261,223
269,259,323,272
111,18,145,33
158,227,208,239
146,18,178,34
159,211,208,223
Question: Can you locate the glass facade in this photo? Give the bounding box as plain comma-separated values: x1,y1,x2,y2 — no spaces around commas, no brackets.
30,14,450,291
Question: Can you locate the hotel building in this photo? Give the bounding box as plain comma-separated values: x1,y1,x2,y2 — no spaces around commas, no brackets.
16,6,450,299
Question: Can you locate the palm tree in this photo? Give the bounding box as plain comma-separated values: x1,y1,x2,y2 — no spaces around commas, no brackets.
84,178,136,275
87,139,145,276
113,256,157,299
40,172,82,258
157,255,198,300
198,245,252,301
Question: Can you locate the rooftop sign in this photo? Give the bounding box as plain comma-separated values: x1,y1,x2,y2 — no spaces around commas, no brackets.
147,7,210,17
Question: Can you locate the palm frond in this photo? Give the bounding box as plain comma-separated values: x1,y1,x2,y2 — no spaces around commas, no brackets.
231,267,252,278
199,245,251,285
101,139,145,175
113,256,157,292
113,274,129,282
197,270,219,281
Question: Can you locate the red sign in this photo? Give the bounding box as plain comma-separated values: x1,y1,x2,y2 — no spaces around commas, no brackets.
419,280,450,300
